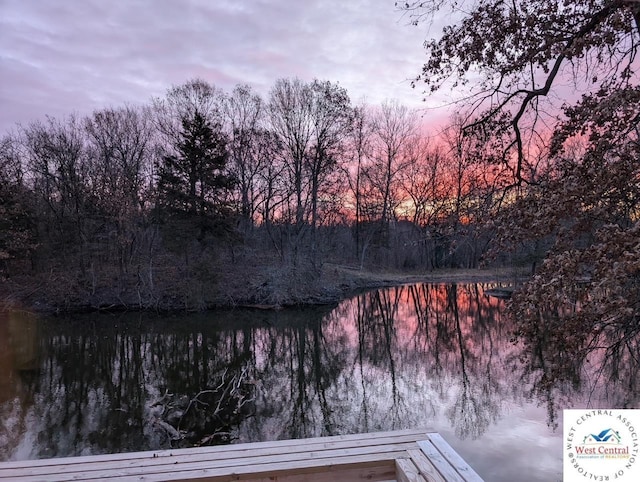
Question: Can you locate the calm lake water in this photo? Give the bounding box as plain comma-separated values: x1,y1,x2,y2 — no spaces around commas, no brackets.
1,282,633,481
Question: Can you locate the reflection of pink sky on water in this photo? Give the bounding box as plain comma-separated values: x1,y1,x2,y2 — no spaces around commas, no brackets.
241,283,563,481
244,283,630,481
1,284,636,482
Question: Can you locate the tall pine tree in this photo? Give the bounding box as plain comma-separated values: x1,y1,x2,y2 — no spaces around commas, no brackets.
157,110,234,240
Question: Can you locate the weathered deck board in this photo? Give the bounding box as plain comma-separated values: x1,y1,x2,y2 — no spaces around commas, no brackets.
1,454,399,482
420,435,484,482
407,449,449,482
0,432,420,478
395,458,427,482
0,429,427,470
0,429,484,482
242,463,398,482
3,444,413,480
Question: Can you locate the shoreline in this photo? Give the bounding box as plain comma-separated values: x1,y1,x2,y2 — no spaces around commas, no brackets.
1,265,529,316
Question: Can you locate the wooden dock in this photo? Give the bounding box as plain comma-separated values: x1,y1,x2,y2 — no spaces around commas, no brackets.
0,429,484,482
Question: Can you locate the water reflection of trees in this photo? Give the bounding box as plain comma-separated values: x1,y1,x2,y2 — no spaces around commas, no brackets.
1,313,263,458
340,284,507,439
243,311,351,440
0,308,40,461
0,286,511,459
247,283,513,441
515,302,640,429
3,283,637,461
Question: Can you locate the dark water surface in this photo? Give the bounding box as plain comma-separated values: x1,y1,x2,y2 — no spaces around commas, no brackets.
1,283,632,481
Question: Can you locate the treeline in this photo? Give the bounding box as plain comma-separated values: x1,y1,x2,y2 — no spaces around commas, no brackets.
0,78,522,310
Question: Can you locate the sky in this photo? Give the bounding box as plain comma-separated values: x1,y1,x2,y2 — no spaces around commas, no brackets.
0,0,450,135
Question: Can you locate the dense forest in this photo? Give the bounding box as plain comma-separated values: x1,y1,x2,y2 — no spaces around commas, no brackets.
0,78,525,311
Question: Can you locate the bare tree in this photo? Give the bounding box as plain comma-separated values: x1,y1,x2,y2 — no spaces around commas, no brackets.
268,78,314,233
306,80,352,266
153,78,224,148
0,134,35,274
344,103,373,260
84,105,154,277
357,100,419,266
398,136,446,227
267,78,352,268
369,101,418,226
22,115,90,271
223,85,267,229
